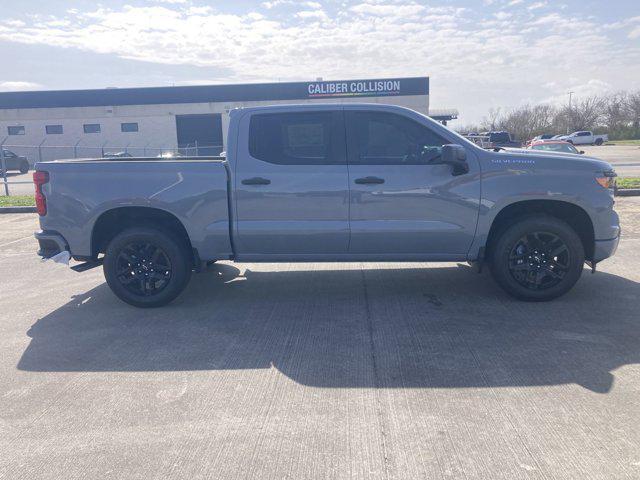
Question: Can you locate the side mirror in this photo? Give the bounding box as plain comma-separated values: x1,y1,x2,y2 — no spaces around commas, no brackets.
435,144,469,176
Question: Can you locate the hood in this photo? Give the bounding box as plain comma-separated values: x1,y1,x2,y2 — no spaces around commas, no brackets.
486,148,614,173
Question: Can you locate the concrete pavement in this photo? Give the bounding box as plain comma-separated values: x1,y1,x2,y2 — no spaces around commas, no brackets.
1,200,640,479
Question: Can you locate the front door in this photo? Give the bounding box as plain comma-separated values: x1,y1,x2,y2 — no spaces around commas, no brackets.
345,109,480,257
234,109,349,258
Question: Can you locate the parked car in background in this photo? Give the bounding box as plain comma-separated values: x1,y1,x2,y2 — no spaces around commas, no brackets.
557,131,608,146
485,131,522,148
0,149,30,174
528,141,584,154
529,134,555,144
34,103,619,307
103,151,133,158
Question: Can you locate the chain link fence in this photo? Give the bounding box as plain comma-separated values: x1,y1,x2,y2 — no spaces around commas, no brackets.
0,140,223,196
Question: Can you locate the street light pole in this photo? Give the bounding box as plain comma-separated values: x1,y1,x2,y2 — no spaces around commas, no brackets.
567,91,574,134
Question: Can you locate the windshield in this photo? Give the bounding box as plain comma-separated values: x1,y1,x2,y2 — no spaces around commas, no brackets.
531,143,578,154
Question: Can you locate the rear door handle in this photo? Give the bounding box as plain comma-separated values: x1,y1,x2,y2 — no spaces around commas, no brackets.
241,177,271,185
354,176,385,185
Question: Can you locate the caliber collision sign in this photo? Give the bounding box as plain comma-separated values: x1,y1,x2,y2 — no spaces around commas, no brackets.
307,79,403,98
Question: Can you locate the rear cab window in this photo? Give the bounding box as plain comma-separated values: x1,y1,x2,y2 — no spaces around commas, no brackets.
248,111,345,165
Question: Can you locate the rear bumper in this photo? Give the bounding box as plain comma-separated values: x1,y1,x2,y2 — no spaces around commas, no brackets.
35,231,68,258
593,234,620,263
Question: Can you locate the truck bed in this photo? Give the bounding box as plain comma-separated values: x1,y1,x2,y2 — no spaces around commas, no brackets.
36,157,233,261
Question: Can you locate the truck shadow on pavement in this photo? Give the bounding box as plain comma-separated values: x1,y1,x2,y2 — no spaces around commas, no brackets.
18,264,640,393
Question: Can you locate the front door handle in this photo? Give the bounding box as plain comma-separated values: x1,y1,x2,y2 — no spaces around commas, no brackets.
354,176,385,185
241,177,271,185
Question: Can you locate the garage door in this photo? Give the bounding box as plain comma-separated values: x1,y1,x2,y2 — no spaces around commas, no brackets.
175,114,223,156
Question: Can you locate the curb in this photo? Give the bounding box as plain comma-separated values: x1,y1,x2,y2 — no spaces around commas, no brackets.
615,189,640,197
0,206,37,214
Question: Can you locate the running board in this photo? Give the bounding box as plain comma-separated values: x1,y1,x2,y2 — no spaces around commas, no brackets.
71,258,103,273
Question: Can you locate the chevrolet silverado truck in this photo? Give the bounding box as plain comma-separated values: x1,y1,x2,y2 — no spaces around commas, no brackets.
33,104,620,307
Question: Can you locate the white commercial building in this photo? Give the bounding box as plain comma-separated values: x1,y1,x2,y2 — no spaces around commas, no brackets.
0,77,438,163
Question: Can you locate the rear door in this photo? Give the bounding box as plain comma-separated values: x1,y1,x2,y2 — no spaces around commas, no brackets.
345,109,480,257
234,108,349,257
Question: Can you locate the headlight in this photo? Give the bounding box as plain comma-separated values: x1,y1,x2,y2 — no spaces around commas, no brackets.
595,170,617,189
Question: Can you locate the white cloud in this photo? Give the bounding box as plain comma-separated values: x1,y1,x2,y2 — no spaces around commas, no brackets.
0,1,638,123
494,11,511,20
296,10,329,21
262,0,320,8
528,1,547,10
0,81,42,91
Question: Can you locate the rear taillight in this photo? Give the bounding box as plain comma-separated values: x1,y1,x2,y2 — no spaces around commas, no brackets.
33,171,49,216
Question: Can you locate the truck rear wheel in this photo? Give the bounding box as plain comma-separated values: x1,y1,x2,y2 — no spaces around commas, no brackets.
103,227,192,308
490,215,584,301
19,161,29,174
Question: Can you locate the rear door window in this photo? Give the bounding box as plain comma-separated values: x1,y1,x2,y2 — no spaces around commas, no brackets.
249,111,344,165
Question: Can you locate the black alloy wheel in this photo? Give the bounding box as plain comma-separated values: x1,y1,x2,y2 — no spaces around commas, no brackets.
104,227,192,307
115,242,173,297
490,215,585,301
508,231,570,291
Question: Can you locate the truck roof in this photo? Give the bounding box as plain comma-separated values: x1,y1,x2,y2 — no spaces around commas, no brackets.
229,102,419,116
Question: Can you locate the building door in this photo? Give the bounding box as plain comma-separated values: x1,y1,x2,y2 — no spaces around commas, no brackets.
175,114,223,155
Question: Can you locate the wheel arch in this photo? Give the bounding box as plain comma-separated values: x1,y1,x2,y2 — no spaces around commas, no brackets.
91,206,196,265
485,199,595,261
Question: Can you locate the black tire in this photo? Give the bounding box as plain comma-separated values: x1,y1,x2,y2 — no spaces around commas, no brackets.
103,227,192,308
595,138,603,146
490,215,584,301
19,161,29,174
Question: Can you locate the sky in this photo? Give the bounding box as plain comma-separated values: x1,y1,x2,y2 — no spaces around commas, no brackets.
0,0,639,125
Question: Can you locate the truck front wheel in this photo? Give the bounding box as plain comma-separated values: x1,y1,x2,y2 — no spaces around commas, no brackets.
103,227,192,308
490,215,584,301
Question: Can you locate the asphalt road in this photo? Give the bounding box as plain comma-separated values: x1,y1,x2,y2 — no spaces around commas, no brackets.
1,200,640,479
581,145,640,177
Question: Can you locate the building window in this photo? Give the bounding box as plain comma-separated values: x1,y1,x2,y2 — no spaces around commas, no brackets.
8,126,25,135
83,124,101,134
121,122,139,133
46,125,63,135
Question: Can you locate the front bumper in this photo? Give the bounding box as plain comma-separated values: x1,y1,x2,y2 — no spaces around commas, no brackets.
593,234,620,263
35,231,68,259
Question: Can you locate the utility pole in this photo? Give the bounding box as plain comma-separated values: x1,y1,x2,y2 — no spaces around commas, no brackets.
567,91,574,134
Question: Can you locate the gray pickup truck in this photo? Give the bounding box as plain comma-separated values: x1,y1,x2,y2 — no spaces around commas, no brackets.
34,104,620,307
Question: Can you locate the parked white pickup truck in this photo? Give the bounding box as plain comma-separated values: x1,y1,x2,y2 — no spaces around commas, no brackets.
557,131,608,146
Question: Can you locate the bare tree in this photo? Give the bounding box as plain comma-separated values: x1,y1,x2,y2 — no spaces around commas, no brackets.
603,92,629,131
483,104,557,141
463,89,640,141
626,91,640,130
558,95,606,132
480,107,502,132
